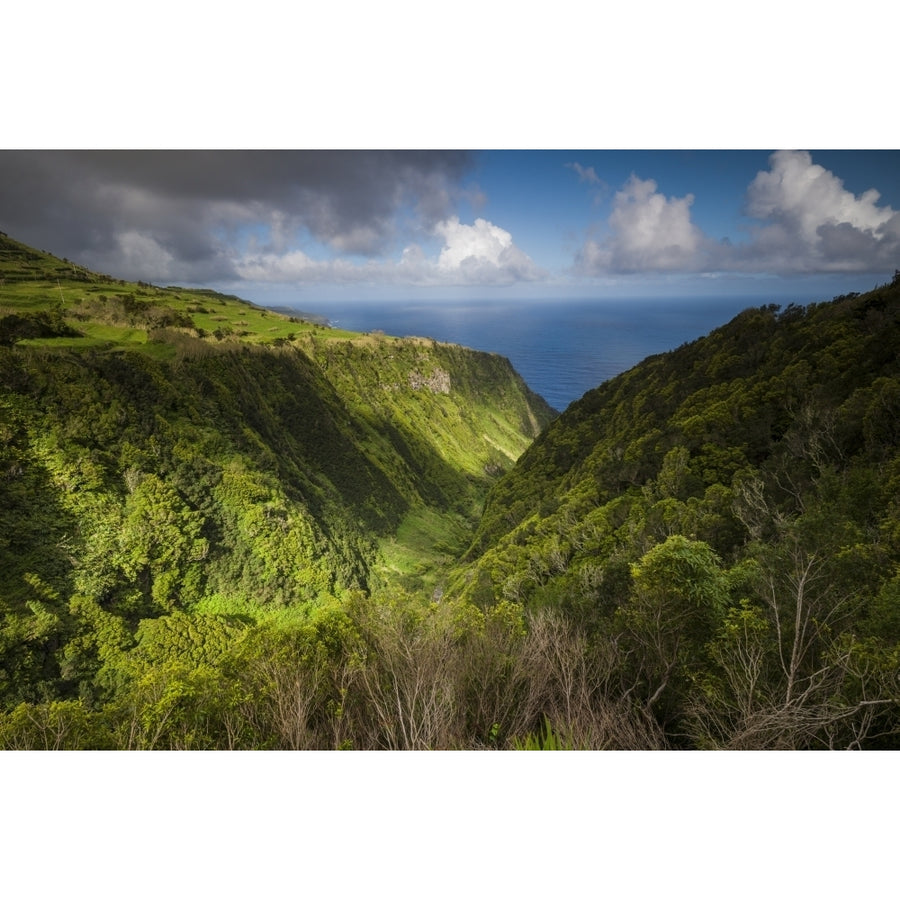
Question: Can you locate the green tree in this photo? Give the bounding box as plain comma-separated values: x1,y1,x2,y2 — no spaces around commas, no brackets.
617,535,728,716
114,474,208,611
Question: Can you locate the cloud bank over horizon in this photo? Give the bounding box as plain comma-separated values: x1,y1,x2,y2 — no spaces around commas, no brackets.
234,214,545,287
1,150,897,296
575,151,900,278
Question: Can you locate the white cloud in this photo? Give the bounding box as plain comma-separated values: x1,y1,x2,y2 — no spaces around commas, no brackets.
736,149,900,272
577,175,709,274
433,217,544,284
235,249,393,284
746,150,893,241
236,249,320,282
575,153,900,277
567,162,602,186
435,217,519,268
233,215,544,287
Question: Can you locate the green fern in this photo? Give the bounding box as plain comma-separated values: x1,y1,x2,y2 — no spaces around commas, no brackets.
512,716,574,750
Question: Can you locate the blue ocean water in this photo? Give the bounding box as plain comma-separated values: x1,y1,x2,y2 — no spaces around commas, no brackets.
307,296,773,412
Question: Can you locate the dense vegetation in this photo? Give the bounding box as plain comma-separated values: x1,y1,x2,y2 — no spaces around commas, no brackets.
451,280,900,748
0,233,557,748
1,231,897,748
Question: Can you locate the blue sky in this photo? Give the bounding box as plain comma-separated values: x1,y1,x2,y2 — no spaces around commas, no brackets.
2,149,897,306
468,150,900,266
449,150,900,300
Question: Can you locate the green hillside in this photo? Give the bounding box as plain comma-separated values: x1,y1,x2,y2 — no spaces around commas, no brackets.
0,233,558,748
2,230,897,749
452,280,900,748
0,233,553,600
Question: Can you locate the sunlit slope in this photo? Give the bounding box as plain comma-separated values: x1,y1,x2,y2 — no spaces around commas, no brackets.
0,231,337,354
0,232,555,623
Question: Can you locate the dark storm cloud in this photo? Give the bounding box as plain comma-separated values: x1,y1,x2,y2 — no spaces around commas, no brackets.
0,150,474,282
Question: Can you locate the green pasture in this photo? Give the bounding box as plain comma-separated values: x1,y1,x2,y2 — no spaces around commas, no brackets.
1,233,362,354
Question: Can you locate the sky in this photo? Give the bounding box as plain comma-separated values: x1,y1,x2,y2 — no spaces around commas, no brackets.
2,149,899,307
5,4,899,310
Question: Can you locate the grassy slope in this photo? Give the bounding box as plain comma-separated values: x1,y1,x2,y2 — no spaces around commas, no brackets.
0,233,344,352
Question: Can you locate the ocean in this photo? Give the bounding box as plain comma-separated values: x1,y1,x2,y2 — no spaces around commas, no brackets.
303,296,778,412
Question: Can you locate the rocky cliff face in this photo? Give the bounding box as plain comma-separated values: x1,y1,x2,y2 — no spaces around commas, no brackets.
408,367,450,393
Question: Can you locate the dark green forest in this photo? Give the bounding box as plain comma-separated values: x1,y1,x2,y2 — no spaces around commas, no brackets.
1,232,897,749
453,280,900,748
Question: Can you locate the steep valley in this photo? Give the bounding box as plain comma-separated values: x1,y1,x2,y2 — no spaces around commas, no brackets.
1,232,898,749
